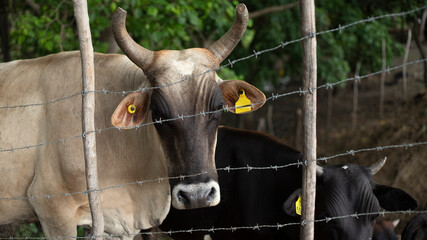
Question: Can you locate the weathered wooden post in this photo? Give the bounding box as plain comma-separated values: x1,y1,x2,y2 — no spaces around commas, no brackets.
352,62,361,130
299,0,317,239
72,0,105,238
403,29,412,101
380,39,386,118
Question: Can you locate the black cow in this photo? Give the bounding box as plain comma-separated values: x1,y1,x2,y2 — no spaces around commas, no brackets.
145,126,417,240
402,213,427,240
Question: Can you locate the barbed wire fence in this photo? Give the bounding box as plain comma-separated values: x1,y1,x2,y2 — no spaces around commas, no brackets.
2,6,426,110
1,4,427,240
1,209,427,240
0,140,426,202
1,57,426,153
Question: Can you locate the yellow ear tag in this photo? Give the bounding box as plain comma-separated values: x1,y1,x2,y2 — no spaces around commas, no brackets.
296,195,302,215
127,104,136,114
235,90,251,114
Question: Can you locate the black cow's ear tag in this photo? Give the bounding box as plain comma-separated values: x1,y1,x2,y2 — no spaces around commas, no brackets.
296,195,302,215
235,89,251,114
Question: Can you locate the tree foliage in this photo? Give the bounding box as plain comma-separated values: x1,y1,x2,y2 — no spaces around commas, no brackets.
6,0,237,56
230,0,425,88
2,0,426,89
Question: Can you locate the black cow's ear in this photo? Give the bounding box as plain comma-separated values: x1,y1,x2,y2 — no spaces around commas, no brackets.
284,188,302,217
373,184,418,211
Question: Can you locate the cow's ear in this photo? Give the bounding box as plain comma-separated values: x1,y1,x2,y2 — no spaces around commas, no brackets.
373,184,418,211
111,91,150,128
283,188,302,217
219,80,265,114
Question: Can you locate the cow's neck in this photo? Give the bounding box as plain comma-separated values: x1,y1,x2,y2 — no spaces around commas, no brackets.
93,63,171,233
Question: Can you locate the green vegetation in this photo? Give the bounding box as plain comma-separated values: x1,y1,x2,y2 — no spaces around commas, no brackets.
2,0,425,88
15,223,44,238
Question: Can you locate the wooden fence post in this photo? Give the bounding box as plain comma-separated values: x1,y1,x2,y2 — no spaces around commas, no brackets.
267,104,275,136
380,39,386,119
326,88,332,142
295,108,303,151
299,0,317,239
403,29,412,101
72,0,105,238
352,61,361,130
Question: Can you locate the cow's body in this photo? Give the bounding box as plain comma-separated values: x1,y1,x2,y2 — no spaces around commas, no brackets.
155,127,417,240
0,4,266,239
402,213,427,240
0,52,170,237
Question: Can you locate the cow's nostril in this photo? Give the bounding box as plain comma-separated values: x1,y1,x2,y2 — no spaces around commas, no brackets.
177,190,189,204
206,187,216,202
209,187,216,196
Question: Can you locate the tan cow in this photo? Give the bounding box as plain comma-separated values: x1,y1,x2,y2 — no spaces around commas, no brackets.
0,4,265,239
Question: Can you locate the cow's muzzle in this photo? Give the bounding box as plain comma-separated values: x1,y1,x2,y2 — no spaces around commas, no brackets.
171,180,220,209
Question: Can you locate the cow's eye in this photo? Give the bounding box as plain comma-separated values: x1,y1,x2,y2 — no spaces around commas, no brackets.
208,103,223,120
215,103,224,111
212,103,224,114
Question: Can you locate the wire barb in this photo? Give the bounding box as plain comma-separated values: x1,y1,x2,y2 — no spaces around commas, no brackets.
228,59,234,68
253,50,260,58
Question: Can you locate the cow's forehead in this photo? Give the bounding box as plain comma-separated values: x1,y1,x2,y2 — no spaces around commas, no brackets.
329,163,369,176
340,165,372,187
320,164,374,200
155,49,218,71
145,49,221,90
320,164,379,211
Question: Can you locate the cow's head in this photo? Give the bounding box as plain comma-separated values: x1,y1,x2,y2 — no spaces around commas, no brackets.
110,4,265,210
284,158,417,240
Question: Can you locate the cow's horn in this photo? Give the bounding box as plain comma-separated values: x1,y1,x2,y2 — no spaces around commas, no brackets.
112,7,154,71
369,157,387,175
207,3,249,63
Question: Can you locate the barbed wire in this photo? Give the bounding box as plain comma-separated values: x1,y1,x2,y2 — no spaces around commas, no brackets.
1,57,426,153
315,141,427,163
1,140,426,201
0,92,82,110
221,5,427,72
2,209,427,239
265,58,427,101
1,5,425,110
0,171,206,201
1,6,425,240
132,210,427,238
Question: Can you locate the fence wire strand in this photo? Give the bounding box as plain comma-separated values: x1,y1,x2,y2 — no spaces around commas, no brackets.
2,210,427,239
1,57,426,153
1,140,426,201
1,5,426,110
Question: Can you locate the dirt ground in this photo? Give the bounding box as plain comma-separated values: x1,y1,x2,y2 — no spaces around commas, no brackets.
222,40,427,234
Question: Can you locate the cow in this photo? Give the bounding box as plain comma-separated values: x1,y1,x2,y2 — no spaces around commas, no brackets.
149,126,418,240
0,4,266,239
402,213,427,240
